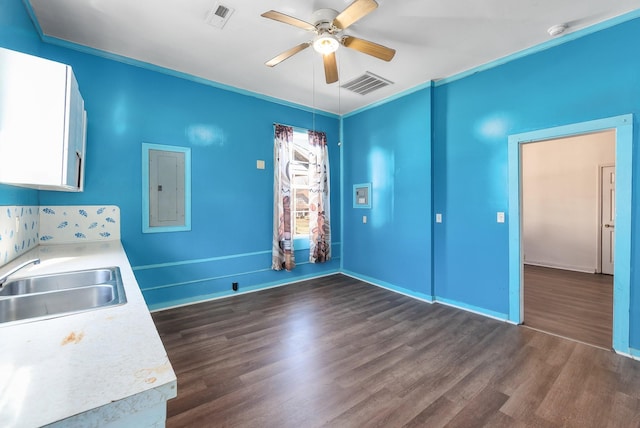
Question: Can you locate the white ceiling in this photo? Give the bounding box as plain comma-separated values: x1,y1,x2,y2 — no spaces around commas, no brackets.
28,0,640,114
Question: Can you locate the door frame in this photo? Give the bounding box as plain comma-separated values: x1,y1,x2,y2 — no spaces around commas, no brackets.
599,163,616,275
508,114,633,353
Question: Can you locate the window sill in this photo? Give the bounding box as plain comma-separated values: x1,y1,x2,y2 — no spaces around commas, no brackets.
294,237,310,250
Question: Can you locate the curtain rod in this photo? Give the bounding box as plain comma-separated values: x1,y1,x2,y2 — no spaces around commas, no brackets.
272,122,314,133
272,123,340,145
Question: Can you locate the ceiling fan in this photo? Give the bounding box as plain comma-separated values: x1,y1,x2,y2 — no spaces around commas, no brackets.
261,0,396,84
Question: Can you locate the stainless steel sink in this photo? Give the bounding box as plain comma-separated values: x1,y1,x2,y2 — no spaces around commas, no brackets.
0,268,115,296
0,267,126,325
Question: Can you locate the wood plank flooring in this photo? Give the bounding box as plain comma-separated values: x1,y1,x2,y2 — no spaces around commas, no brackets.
523,265,613,349
152,274,640,427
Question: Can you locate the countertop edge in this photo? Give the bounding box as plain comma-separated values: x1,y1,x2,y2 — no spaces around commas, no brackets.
0,241,177,427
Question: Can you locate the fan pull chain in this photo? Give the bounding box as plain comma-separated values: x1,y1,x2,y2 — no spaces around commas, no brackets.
338,50,342,147
338,50,341,116
312,51,316,132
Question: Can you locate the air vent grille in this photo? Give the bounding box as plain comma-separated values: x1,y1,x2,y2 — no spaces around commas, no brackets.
215,5,230,18
205,3,234,29
341,72,393,95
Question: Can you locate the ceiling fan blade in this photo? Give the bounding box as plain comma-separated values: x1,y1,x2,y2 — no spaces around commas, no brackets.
265,42,311,67
323,52,338,84
342,36,395,61
261,11,316,31
333,0,378,30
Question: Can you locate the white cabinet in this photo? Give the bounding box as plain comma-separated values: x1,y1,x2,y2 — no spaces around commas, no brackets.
0,47,87,191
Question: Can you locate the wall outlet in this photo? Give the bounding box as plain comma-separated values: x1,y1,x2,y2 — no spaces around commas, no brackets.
232,282,238,291
15,216,21,240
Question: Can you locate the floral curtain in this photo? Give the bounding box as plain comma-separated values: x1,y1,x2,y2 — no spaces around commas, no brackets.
272,125,331,271
308,130,331,263
272,124,295,271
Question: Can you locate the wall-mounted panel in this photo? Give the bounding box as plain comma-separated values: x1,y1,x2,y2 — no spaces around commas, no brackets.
143,144,190,233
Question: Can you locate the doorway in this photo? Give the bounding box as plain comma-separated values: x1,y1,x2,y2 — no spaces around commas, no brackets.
520,131,614,349
507,114,633,354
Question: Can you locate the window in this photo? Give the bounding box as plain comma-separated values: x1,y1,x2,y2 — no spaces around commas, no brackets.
272,123,331,270
290,130,312,241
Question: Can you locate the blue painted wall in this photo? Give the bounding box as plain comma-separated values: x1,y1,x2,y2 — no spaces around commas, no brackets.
0,0,341,309
3,0,640,349
433,17,640,343
340,16,640,349
342,87,432,299
0,184,38,206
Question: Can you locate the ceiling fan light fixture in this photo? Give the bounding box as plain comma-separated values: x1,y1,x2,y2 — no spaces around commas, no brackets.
313,34,340,54
261,0,394,84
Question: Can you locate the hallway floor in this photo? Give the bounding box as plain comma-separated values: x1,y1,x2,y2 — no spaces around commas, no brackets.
524,265,613,349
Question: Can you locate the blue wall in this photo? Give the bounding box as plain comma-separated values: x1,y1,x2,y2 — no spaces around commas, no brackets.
0,184,38,206
340,16,640,350
3,0,640,350
0,0,341,309
433,17,640,342
342,87,433,300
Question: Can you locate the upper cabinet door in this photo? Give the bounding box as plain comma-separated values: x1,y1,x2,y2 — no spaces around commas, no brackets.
64,72,86,190
0,47,86,191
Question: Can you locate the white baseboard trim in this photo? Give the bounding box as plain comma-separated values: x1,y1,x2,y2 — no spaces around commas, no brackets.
524,260,596,274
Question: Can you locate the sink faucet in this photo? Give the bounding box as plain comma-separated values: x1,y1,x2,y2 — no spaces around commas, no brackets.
0,258,40,286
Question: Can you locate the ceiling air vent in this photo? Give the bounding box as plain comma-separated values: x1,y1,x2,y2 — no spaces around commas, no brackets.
341,72,393,96
205,3,234,29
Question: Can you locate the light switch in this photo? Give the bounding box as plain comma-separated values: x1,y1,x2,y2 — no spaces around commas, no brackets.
435,213,442,223
497,212,505,223
256,160,265,169
362,215,367,224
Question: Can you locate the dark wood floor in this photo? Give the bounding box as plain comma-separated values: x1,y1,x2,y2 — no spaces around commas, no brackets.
152,274,640,427
524,265,613,349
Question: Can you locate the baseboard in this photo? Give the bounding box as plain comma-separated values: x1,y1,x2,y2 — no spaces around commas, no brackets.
340,270,434,303
524,260,596,274
615,348,640,361
150,269,640,361
434,296,510,322
149,270,340,312
340,271,512,323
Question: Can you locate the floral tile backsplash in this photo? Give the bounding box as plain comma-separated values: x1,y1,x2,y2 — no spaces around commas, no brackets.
0,205,120,268
0,206,40,265
39,206,120,244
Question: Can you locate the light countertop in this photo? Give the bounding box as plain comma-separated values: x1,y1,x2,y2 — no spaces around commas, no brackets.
0,242,177,427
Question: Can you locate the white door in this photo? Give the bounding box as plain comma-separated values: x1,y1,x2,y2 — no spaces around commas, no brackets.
601,166,615,275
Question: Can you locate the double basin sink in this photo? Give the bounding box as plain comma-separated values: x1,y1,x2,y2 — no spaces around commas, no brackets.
0,267,127,325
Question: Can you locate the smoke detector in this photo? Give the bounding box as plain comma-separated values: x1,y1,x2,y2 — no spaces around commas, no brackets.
206,3,234,29
547,24,567,37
